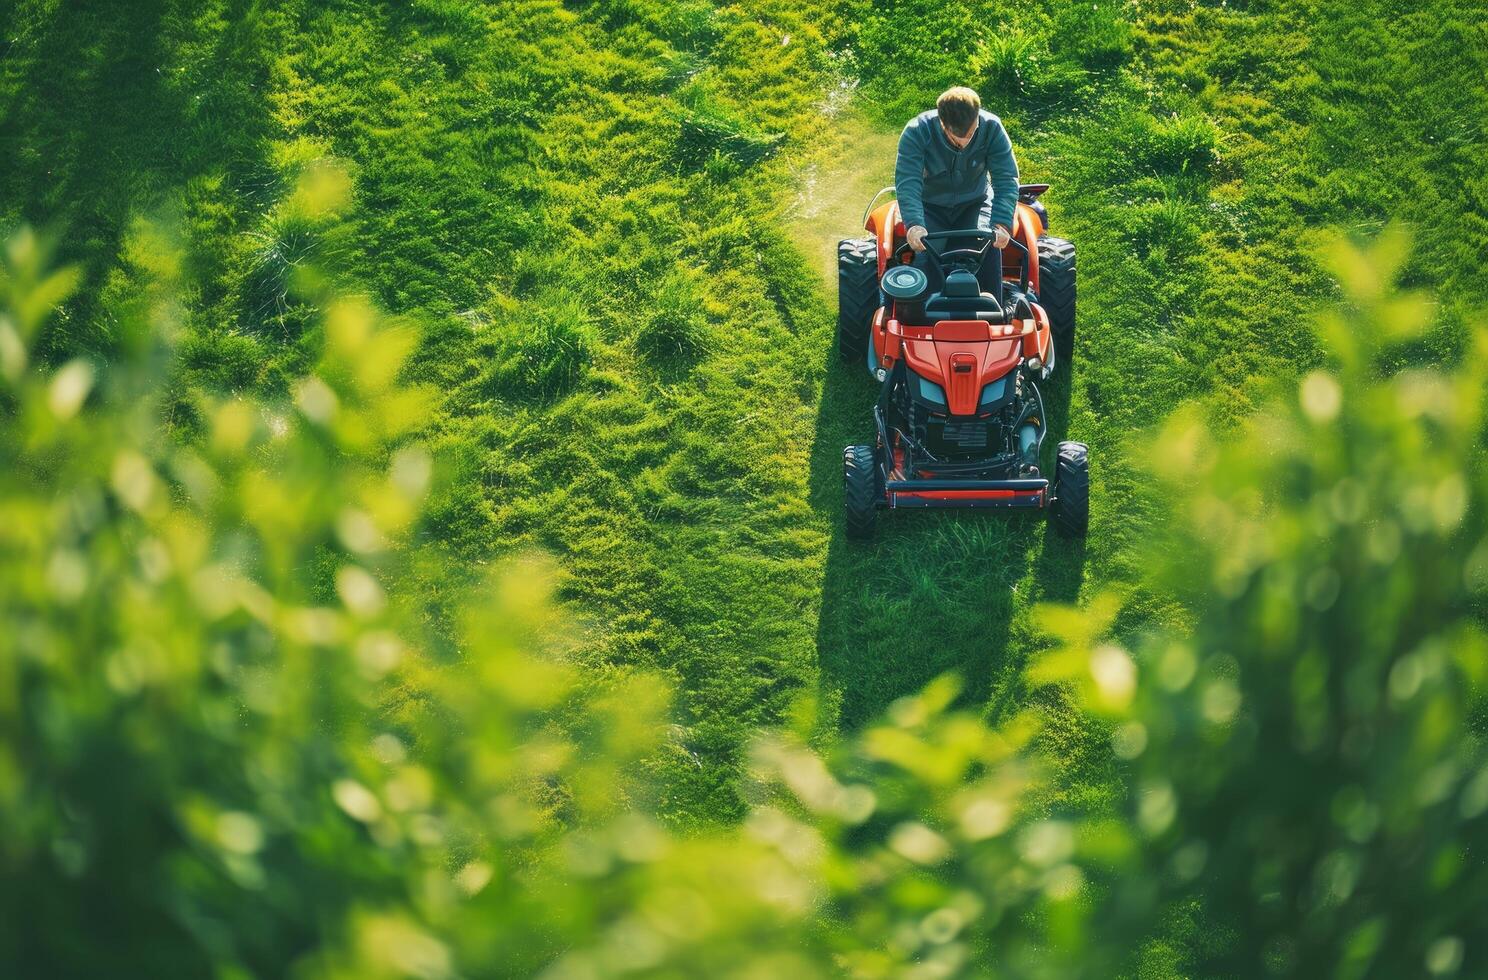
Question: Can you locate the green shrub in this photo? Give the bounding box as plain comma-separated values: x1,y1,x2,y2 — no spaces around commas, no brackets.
1099,230,1488,977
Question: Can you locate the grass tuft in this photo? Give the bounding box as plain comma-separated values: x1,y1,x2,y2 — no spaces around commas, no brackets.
674,86,786,173
971,28,1087,102
1131,196,1203,263
482,290,597,403
635,269,714,368
1124,113,1223,178
1051,0,1134,71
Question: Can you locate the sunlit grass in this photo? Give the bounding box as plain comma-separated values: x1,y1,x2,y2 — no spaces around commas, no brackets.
3,0,1487,973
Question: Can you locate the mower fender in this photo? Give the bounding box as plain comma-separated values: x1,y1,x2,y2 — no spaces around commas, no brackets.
866,308,894,379
1019,305,1051,358
1010,203,1046,295
866,200,906,272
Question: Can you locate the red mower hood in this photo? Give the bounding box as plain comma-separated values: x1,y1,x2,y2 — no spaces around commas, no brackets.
901,320,1023,416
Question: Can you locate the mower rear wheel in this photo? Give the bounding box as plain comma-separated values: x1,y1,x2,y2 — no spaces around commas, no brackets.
1038,236,1076,367
838,238,879,364
843,444,880,540
1051,440,1090,537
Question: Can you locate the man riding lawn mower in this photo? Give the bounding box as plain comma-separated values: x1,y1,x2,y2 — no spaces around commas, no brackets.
838,87,1087,540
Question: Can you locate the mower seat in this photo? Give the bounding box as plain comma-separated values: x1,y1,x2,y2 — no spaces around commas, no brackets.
920,267,1005,324
923,292,1005,324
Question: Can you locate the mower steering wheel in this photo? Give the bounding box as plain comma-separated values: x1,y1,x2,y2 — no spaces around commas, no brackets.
918,228,1029,296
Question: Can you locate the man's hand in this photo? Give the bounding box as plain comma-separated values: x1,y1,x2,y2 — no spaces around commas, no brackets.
908,225,1009,251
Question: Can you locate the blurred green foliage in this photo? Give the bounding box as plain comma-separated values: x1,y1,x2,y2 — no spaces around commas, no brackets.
5,211,1486,977
0,208,1072,975
1120,230,1488,976
0,211,807,975
3,0,1488,974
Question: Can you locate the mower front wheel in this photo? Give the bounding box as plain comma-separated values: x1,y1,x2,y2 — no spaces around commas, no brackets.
838,238,879,364
843,444,880,540
1051,440,1089,537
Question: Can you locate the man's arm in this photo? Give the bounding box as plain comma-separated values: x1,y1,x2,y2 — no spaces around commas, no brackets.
894,122,928,234
984,116,1020,232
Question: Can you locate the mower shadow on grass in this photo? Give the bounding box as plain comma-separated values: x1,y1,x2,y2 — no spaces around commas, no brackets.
809,354,1028,731
1030,360,1087,606
808,334,1088,732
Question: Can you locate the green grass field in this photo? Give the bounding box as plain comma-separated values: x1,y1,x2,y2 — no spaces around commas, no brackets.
4,0,1485,821
4,0,1488,973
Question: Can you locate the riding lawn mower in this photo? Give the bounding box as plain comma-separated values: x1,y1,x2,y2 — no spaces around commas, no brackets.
837,184,1088,540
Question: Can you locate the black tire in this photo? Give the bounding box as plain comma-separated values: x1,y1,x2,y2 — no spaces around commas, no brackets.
1051,440,1090,537
1037,236,1076,367
844,444,880,539
838,238,879,364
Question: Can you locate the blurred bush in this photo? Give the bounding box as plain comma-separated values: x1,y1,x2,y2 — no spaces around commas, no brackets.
1031,228,1488,977
0,197,1081,975
3,192,1485,978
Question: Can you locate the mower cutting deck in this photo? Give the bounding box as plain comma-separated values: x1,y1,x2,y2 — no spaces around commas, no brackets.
838,185,1088,540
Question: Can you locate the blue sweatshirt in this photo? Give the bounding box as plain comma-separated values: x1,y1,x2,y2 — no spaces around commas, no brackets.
894,108,1020,232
